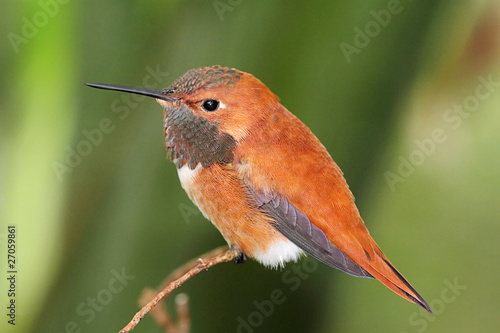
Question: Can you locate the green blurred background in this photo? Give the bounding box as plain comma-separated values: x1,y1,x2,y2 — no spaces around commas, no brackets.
1,0,499,332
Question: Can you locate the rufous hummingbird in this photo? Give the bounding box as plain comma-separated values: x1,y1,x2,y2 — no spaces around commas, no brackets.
86,65,431,312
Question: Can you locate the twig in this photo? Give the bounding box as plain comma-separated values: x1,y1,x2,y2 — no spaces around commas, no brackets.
137,246,233,332
138,288,174,332
119,246,239,333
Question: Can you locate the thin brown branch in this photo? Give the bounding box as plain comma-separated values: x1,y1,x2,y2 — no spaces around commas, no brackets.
136,246,232,332
119,246,239,333
138,288,174,332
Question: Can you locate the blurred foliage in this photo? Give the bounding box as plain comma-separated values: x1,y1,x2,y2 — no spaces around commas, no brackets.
1,0,499,333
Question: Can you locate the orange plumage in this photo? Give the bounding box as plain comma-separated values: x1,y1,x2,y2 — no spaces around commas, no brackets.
86,65,431,313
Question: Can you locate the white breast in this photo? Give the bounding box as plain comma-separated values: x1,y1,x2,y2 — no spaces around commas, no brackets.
177,163,201,189
176,163,210,221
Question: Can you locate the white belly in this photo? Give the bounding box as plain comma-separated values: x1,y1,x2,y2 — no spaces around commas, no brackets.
252,237,304,268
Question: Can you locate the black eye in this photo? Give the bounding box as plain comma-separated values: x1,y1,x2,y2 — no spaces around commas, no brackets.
202,99,219,112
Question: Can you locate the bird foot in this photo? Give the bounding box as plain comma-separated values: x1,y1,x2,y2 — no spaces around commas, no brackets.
232,248,247,264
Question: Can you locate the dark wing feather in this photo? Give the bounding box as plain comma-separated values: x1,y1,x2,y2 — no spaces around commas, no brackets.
254,192,372,278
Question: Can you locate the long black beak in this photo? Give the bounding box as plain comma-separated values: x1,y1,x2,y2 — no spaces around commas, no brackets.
85,83,173,101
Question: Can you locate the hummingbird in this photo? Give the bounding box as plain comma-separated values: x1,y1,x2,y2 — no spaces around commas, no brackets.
86,65,431,312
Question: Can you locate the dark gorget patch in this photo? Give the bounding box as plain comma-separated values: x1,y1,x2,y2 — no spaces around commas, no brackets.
164,103,236,169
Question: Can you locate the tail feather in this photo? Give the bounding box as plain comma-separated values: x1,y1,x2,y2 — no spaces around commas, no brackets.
361,248,432,313
332,221,432,313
